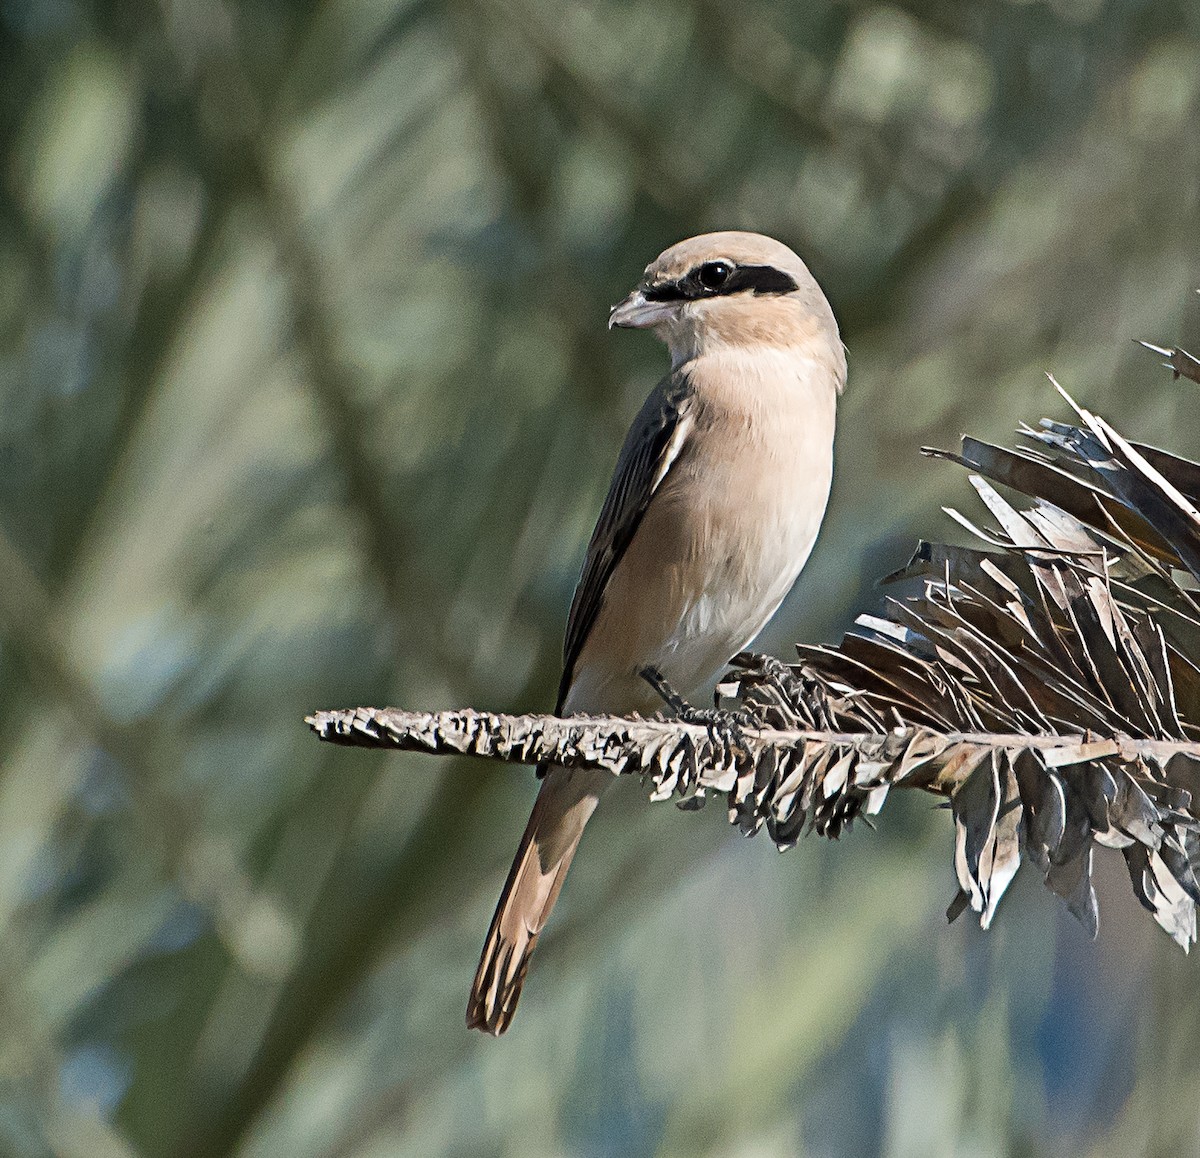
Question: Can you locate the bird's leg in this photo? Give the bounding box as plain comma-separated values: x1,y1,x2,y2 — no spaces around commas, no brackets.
637,666,705,803
638,665,690,716
639,666,757,766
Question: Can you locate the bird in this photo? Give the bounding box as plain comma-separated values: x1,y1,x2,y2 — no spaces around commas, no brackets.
466,231,846,1035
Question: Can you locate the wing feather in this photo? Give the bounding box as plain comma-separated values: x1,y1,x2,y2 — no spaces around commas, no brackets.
556,371,694,710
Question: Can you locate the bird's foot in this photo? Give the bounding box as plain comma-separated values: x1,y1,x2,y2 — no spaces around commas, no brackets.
639,666,757,763
734,651,838,730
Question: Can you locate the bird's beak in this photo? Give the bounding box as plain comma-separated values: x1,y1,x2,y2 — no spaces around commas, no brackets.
608,289,677,330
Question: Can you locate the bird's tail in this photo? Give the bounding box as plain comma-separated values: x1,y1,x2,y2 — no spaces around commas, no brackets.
467,767,606,1035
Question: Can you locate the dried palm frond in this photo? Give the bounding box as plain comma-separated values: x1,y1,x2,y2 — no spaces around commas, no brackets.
727,378,1200,945
308,369,1200,948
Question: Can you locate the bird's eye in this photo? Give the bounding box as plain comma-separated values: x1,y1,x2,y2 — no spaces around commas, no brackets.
697,261,732,291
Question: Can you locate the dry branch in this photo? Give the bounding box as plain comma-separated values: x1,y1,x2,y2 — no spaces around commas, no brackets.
306,687,1200,944
305,705,1200,773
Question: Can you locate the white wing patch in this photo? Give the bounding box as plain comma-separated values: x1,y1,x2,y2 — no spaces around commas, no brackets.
649,410,693,494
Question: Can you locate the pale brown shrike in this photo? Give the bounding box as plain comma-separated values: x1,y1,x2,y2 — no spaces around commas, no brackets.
467,231,846,1034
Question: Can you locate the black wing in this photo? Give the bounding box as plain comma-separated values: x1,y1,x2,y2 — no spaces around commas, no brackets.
556,371,694,711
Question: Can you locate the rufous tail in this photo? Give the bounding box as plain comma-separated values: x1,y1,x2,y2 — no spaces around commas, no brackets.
466,767,604,1034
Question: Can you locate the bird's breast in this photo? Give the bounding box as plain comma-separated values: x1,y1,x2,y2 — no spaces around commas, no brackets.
565,351,837,716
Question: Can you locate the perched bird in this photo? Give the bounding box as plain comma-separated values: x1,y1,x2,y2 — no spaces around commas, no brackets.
467,231,846,1034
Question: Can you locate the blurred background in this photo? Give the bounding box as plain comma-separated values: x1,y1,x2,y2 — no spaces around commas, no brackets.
2,0,1200,1154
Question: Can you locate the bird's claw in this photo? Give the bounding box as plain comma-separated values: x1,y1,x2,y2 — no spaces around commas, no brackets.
639,666,757,762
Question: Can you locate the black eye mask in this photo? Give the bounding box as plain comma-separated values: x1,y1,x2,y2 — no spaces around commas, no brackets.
642,262,799,303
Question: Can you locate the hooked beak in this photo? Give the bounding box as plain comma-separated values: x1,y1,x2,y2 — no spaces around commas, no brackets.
608,289,677,330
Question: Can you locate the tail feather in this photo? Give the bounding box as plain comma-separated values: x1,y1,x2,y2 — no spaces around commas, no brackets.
467,767,605,1034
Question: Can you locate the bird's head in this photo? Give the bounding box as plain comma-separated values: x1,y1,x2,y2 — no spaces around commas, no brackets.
609,231,842,377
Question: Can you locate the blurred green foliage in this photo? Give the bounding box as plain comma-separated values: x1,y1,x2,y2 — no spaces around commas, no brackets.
1,0,1200,1154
